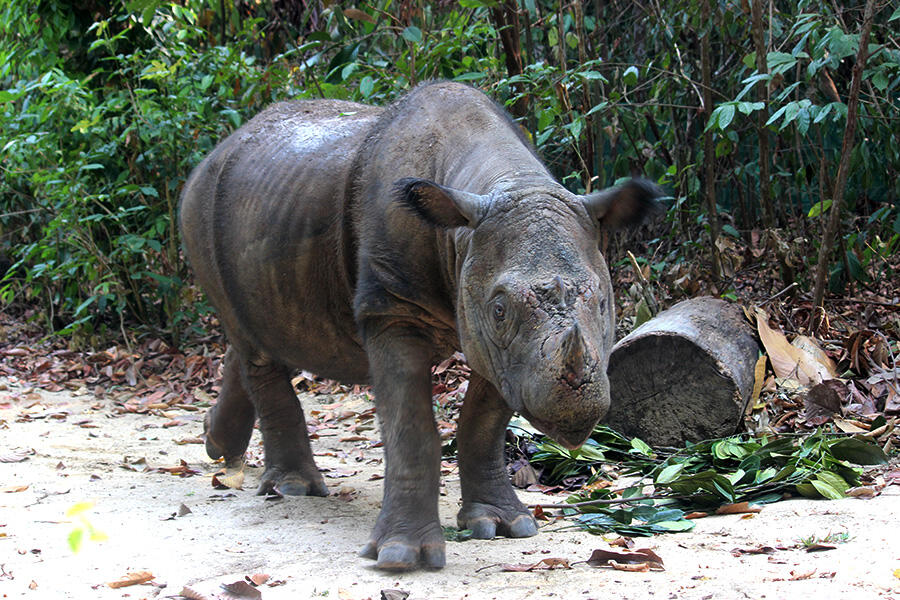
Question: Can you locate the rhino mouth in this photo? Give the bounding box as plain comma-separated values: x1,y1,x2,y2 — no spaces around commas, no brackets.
520,410,594,450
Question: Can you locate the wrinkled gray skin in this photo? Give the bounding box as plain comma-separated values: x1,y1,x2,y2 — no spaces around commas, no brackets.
179,82,659,571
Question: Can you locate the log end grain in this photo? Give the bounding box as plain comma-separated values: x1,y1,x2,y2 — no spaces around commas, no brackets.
604,297,759,447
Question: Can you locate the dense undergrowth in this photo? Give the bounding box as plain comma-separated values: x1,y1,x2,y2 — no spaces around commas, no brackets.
1,1,898,346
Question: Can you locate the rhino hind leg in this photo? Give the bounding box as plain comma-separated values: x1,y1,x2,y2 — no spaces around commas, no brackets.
455,374,538,539
241,356,328,497
204,347,256,465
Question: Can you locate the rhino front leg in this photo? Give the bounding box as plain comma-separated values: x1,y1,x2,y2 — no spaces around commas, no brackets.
205,347,255,466
243,359,328,497
359,327,445,571
456,373,538,539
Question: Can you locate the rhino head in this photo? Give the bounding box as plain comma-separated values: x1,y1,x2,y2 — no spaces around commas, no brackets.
397,177,660,449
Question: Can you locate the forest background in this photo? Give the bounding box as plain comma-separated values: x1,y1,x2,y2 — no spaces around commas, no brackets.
0,0,898,348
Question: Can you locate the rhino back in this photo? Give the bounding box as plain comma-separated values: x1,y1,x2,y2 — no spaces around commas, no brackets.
180,100,382,381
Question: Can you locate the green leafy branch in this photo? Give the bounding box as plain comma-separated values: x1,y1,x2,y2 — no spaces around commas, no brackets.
527,425,889,538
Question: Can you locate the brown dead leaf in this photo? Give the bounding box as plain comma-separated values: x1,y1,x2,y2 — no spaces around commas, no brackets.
248,573,270,586
175,436,205,445
731,545,780,556
715,502,762,515
107,571,154,589
685,511,709,519
381,590,410,600
220,580,262,600
788,569,817,580
1,485,29,493
755,309,835,384
609,536,636,548
805,543,836,552
609,561,650,572
212,463,245,490
586,547,664,570
500,558,571,572
179,586,212,600
846,486,878,498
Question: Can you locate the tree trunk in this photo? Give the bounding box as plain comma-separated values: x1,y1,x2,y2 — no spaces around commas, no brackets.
700,0,722,279
809,0,877,332
490,0,527,118
750,0,774,229
605,297,760,447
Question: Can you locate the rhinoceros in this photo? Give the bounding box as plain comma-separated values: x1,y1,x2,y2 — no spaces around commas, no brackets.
179,81,659,570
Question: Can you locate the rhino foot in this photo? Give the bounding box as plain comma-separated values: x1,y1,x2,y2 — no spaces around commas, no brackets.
457,502,538,539
359,525,446,571
256,469,328,497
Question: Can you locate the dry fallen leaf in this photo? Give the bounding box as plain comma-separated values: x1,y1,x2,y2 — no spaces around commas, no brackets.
220,580,262,600
609,560,651,572
107,571,154,589
212,463,245,490
179,586,213,600
1,485,29,493
500,558,571,572
381,590,410,600
755,309,836,385
715,502,763,515
248,573,270,586
805,543,836,552
586,547,665,571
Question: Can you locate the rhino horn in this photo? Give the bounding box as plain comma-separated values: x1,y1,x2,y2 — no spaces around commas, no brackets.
561,322,588,388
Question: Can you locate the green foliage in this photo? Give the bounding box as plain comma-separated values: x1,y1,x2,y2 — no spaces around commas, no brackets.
1,1,898,342
531,424,887,537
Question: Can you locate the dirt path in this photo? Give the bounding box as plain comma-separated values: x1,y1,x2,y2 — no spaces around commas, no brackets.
1,381,898,600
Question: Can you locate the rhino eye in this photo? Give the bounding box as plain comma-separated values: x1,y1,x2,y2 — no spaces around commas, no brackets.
493,299,506,322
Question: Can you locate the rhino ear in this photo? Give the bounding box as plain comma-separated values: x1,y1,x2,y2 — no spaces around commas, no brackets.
394,178,489,228
581,178,664,229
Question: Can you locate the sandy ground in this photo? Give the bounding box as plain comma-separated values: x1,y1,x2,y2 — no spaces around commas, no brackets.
1,380,899,600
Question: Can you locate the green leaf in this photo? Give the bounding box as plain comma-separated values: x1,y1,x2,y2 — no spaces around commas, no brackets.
717,104,736,130
623,65,639,86
68,528,84,553
578,70,608,82
811,478,845,500
828,437,889,465
459,0,499,7
808,199,832,217
634,298,651,328
453,72,487,82
656,463,685,484
359,75,374,98
737,101,764,115
630,437,653,457
767,51,797,75
722,224,740,238
401,26,423,43
654,520,695,532
585,101,608,117
890,6,900,21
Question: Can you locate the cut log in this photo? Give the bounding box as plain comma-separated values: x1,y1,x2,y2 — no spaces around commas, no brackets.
604,297,759,447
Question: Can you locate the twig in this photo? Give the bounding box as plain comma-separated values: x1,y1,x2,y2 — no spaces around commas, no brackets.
529,493,676,509
762,282,799,304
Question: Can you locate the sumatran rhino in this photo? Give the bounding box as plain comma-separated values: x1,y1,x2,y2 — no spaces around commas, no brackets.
179,81,659,571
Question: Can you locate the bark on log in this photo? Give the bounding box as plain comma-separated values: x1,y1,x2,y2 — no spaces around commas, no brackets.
604,297,759,447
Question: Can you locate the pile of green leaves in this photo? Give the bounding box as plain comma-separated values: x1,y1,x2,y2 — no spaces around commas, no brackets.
528,425,890,537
